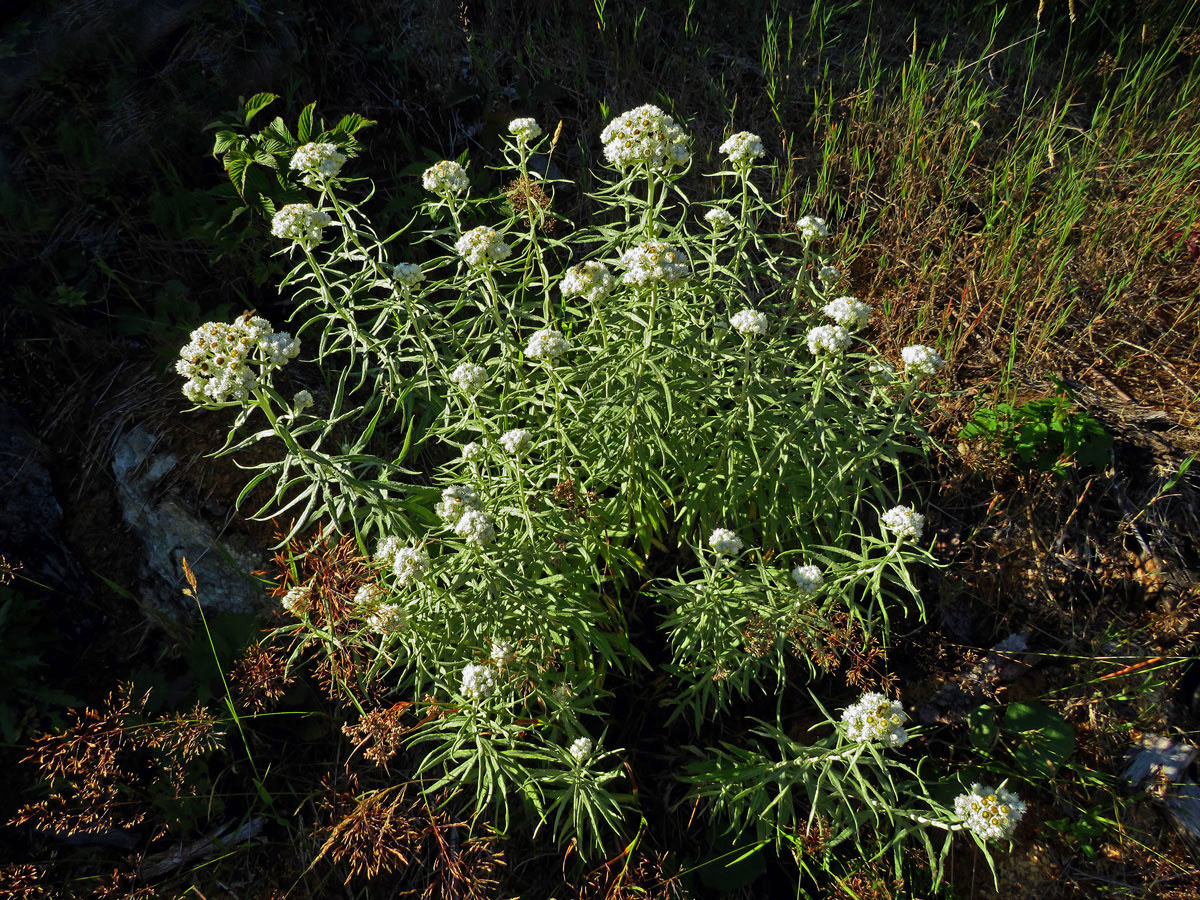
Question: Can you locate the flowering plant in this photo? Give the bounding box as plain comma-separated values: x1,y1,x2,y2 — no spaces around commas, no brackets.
189,102,987,873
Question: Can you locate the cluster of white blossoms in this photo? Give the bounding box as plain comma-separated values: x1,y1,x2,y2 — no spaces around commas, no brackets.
490,640,511,662
461,441,485,463
270,203,334,249
353,582,386,607
869,360,898,384
560,261,615,303
451,361,488,395
392,545,430,587
618,241,689,286
568,735,593,763
422,159,469,195
293,390,314,412
730,308,768,338
438,485,495,547
508,117,542,143
708,528,744,557
525,328,569,360
797,215,829,243
456,225,512,268
289,142,346,186
901,344,945,379
461,662,497,700
176,314,300,404
600,103,690,170
806,324,851,356
374,536,403,565
791,563,824,596
704,207,735,230
391,262,424,289
954,784,1027,842
882,505,925,542
281,584,311,616
818,264,841,285
822,296,871,330
353,582,405,631
842,692,910,747
719,131,765,166
500,428,532,457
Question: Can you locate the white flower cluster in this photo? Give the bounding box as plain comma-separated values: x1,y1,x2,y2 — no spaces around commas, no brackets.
719,131,765,166
568,736,593,762
560,261,615,303
818,264,841,285
954,784,1027,841
791,563,824,596
451,361,488,395
806,324,851,356
289,142,346,186
618,241,689,286
730,308,767,337
456,226,512,268
490,640,511,662
392,545,430,587
374,536,403,565
869,360,898,384
901,345,945,379
270,202,333,248
281,584,311,616
842,692,909,747
353,582,386,607
508,117,542,143
600,103,690,170
461,441,485,463
797,215,829,242
500,428,532,457
822,296,871,330
367,603,406,632
293,390,314,412
525,328,569,360
708,528,743,557
422,159,469,195
881,505,925,541
438,485,495,547
461,662,497,700
392,262,424,289
704,208,735,230
176,314,300,404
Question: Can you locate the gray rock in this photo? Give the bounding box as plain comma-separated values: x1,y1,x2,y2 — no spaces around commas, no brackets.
112,425,265,618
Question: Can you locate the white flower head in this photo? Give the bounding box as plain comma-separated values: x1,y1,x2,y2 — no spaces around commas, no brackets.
618,241,689,286
704,207,736,230
881,505,925,542
270,202,333,248
954,784,1027,841
869,360,898,384
175,314,299,405
569,735,593,763
293,390,314,413
719,131,765,166
901,345,945,379
600,104,690,171
374,536,404,565
366,602,406,632
490,639,511,662
525,328,569,360
791,563,824,596
560,261,615,303
289,142,346,186
455,508,496,547
508,117,543,143
822,296,871,330
730,308,768,338
818,264,841,285
841,692,909,747
460,662,497,700
281,584,311,616
708,527,744,557
392,262,424,289
392,545,430,587
797,215,829,243
437,485,482,527
422,159,469,195
500,428,533,457
806,324,851,356
461,441,485,463
353,582,386,608
456,225,512,268
451,361,488,395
